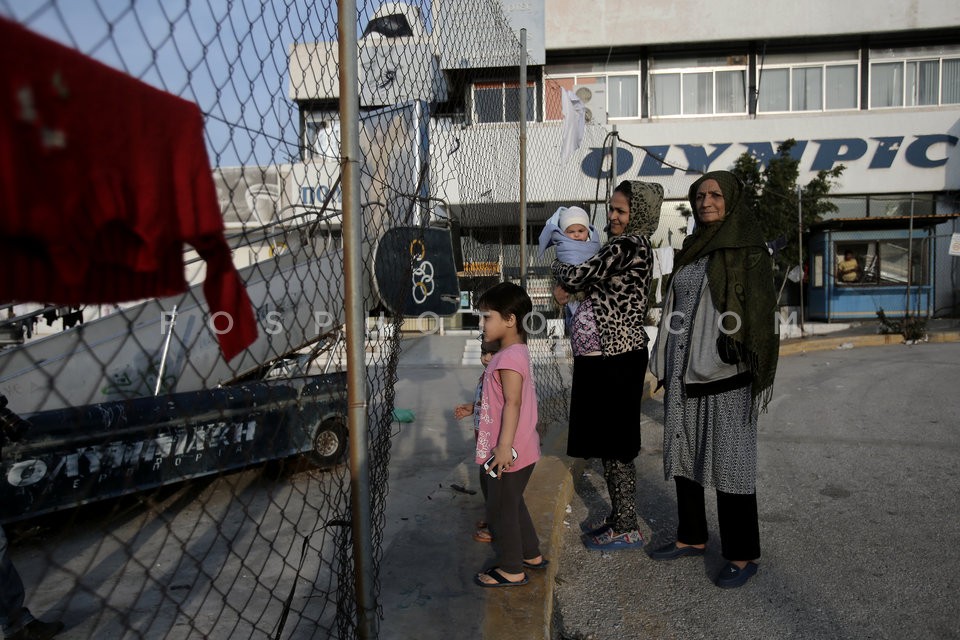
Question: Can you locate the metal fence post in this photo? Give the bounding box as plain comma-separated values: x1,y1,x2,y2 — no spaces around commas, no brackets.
519,28,528,289
797,185,805,337
907,193,915,316
338,2,377,637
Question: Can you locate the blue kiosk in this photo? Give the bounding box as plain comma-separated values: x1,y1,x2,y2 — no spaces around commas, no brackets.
806,216,955,321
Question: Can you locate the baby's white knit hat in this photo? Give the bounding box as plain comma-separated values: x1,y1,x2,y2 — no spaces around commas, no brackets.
559,206,590,232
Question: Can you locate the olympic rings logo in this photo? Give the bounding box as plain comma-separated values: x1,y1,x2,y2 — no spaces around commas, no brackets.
409,239,434,304
409,239,426,261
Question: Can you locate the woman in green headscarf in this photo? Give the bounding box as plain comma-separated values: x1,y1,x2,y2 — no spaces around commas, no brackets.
648,171,779,588
552,180,662,551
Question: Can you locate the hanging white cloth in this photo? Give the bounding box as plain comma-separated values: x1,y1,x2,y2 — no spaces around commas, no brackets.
653,246,674,279
560,88,585,162
651,246,675,303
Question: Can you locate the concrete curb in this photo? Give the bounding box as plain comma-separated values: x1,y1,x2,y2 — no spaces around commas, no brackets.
778,330,960,356
483,426,575,640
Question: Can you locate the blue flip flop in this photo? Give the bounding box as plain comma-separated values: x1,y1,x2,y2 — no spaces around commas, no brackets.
581,521,613,538
583,528,644,550
474,568,529,588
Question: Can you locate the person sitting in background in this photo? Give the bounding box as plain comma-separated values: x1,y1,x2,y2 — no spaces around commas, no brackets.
837,250,860,284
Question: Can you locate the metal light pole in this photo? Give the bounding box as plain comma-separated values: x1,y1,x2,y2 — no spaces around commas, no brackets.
797,185,805,337
610,125,618,198
338,2,376,637
906,193,915,318
519,29,528,289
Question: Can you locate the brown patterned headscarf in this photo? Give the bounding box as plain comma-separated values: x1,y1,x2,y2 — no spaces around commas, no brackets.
613,180,663,238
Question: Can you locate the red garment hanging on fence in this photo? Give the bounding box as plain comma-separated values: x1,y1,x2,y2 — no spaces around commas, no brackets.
0,17,256,361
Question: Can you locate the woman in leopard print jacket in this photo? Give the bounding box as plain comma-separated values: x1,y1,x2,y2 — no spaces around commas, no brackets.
552,179,662,550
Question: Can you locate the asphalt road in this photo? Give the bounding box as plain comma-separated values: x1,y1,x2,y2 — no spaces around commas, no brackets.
8,336,956,639
552,342,960,640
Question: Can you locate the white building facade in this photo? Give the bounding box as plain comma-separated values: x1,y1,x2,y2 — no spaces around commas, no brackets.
286,0,960,317
541,0,960,316
543,0,960,201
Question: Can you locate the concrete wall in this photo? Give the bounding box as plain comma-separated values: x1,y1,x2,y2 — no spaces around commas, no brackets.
545,0,960,50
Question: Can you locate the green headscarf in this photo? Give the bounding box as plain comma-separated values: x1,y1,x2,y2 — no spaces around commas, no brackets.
675,171,779,410
616,180,663,238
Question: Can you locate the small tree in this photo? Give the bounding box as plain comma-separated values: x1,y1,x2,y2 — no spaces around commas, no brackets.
730,139,844,273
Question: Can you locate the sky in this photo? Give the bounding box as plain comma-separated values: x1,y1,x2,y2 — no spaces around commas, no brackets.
1,0,433,167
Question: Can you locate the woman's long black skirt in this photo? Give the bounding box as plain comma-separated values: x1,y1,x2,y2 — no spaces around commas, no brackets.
567,348,648,463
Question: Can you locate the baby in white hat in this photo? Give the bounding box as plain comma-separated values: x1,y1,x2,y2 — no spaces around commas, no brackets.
537,205,601,328
559,206,591,243
537,205,600,265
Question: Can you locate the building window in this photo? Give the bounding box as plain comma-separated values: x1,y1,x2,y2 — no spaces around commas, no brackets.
544,71,639,121
792,67,822,111
878,238,929,286
870,46,960,108
757,52,859,113
834,239,929,286
868,193,936,218
873,59,943,107
652,73,681,115
716,70,747,113
759,68,789,111
945,59,960,103
650,55,747,117
303,113,340,162
544,77,575,121
823,196,867,219
871,62,903,107
607,75,639,118
473,82,536,124
813,254,824,288
826,65,859,109
683,72,712,114
908,60,940,105
835,244,868,285
824,194,937,220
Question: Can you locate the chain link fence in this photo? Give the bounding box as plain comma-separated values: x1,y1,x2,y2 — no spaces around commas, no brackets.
0,1,613,637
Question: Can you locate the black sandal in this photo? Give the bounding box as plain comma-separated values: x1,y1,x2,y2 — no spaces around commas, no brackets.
522,558,550,570
473,567,529,588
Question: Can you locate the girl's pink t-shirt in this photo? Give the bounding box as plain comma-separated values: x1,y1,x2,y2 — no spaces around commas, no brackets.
474,343,541,472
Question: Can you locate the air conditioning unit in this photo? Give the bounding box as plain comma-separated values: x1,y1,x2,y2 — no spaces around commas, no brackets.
573,83,607,125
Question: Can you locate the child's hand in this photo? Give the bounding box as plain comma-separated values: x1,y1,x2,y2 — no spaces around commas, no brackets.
490,444,515,478
454,403,474,420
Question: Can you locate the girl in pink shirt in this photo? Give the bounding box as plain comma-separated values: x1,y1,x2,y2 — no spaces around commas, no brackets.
472,282,546,588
